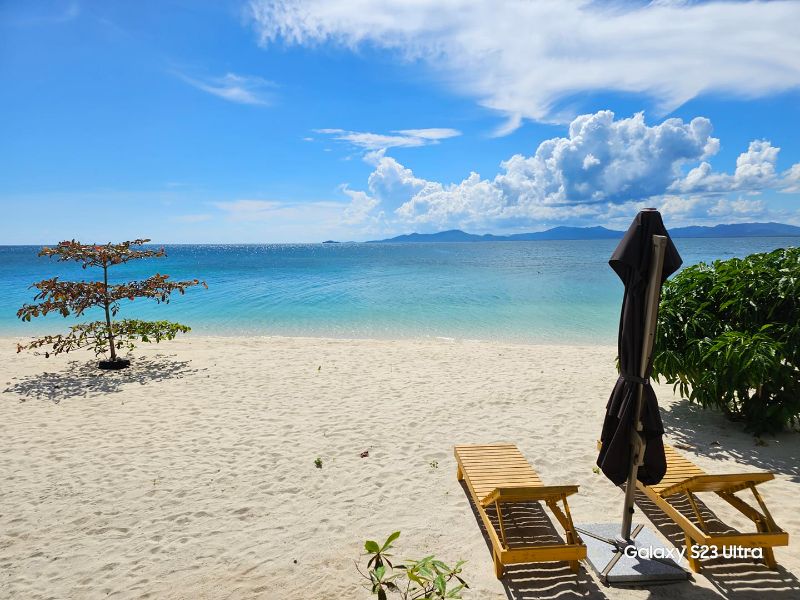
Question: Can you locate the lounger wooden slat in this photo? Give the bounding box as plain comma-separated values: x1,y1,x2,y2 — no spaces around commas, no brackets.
459,459,533,464
468,472,542,480
460,459,533,465
659,473,775,496
455,444,586,578
637,443,788,573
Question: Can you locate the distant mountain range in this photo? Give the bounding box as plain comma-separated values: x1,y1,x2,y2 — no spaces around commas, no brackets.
367,222,800,243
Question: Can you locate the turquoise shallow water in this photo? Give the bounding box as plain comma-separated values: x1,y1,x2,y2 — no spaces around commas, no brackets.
1,237,797,344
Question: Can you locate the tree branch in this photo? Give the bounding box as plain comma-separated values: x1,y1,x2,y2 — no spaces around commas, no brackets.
39,239,165,268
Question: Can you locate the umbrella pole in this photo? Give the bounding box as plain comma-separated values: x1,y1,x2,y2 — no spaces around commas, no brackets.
619,234,668,542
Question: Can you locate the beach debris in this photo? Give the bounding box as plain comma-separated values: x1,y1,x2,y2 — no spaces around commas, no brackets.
709,440,721,446
318,365,322,371
592,466,600,474
429,460,439,469
674,442,693,451
314,457,323,469
360,450,369,458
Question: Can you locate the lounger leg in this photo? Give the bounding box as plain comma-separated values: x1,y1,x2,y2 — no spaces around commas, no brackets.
684,491,709,534
456,463,463,481
684,534,701,573
569,560,580,574
564,531,580,573
754,518,778,569
763,546,777,569
762,547,777,569
494,549,504,579
495,501,508,549
562,496,581,574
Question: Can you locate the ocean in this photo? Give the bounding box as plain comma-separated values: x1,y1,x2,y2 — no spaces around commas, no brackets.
1,237,797,344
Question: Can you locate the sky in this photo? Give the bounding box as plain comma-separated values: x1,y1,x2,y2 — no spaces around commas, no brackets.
1,0,799,243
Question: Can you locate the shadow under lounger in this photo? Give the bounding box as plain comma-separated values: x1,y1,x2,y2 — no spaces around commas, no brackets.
454,443,587,578
636,443,789,573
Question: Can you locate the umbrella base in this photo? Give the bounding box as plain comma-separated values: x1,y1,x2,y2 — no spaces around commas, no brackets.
576,523,689,586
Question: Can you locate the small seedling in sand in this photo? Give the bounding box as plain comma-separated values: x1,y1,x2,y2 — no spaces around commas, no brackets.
357,532,468,599
429,460,439,470
592,466,600,475
314,457,323,469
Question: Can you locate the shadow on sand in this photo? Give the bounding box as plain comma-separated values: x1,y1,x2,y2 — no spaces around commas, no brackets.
660,399,800,483
458,480,609,600
459,478,800,599
636,489,800,599
3,354,202,403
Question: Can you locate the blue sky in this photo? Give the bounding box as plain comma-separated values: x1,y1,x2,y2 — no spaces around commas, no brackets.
1,0,799,243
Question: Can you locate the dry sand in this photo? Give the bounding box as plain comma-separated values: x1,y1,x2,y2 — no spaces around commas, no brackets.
1,335,798,600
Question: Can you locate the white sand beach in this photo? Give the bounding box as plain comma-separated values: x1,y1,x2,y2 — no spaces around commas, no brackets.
1,335,798,600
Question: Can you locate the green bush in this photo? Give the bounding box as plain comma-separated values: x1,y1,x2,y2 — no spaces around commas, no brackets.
652,247,800,434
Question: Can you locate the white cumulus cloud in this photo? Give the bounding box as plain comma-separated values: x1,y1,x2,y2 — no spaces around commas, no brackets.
708,197,766,218
341,186,380,224
341,111,799,231
672,140,781,193
247,0,800,130
783,163,800,193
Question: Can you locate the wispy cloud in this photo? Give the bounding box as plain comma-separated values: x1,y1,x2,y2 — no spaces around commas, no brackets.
177,72,276,105
7,1,80,26
213,199,344,223
249,0,800,133
172,213,212,223
314,127,461,151
213,199,281,220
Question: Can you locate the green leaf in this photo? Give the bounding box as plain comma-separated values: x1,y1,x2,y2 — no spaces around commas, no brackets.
383,531,401,551
435,573,446,595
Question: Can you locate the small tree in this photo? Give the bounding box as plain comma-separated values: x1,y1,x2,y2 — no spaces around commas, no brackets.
652,247,800,434
17,239,206,369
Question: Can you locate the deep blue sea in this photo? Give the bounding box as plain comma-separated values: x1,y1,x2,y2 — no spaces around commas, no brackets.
1,238,797,344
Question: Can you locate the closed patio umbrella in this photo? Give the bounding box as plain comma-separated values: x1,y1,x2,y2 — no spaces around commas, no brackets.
578,208,688,585
598,209,682,491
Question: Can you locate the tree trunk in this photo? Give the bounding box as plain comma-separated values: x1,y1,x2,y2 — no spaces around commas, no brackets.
103,261,117,361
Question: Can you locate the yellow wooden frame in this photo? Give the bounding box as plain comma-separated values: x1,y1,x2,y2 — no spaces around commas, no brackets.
637,444,788,573
455,444,586,578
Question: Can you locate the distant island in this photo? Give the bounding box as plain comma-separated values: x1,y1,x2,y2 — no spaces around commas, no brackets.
367,222,800,243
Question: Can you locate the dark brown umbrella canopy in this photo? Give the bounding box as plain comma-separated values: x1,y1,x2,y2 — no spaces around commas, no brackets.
597,210,682,486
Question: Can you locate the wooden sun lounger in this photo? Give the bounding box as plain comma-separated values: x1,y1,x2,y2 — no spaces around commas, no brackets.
455,443,586,578
636,444,789,572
